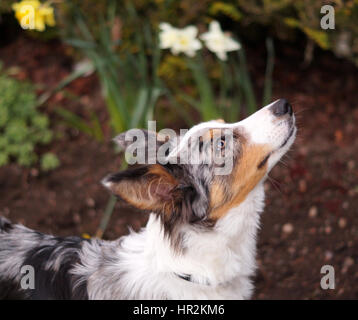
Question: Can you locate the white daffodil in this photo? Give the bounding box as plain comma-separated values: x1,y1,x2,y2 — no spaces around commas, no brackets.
159,23,202,57
159,23,179,50
200,21,241,61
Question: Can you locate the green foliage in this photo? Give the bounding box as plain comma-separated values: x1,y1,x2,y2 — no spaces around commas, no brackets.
56,0,275,129
283,17,330,50
61,0,163,134
41,152,60,171
6,0,358,66
55,107,104,142
174,36,275,123
0,0,13,14
208,2,243,21
118,0,358,66
0,69,59,170
235,0,358,64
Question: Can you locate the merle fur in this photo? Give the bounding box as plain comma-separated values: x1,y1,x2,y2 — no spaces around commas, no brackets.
0,217,88,300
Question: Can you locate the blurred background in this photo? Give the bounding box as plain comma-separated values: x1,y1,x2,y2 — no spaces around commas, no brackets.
0,0,357,299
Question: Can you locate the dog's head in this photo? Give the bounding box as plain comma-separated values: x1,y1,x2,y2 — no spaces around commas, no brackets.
103,99,296,235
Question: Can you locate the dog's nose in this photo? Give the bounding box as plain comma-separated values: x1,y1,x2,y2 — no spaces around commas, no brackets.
271,99,292,116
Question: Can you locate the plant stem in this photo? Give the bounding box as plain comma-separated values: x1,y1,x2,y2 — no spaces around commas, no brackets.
95,194,117,239
262,38,275,106
95,160,128,238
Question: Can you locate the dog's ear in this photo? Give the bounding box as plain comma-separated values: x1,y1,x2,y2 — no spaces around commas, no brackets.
102,164,182,214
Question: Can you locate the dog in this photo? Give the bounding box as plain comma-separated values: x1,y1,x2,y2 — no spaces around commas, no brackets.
0,99,296,299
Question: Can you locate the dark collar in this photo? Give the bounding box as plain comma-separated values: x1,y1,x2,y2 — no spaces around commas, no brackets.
174,273,211,286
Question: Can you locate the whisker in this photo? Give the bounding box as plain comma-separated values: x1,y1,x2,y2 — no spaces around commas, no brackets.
279,159,288,167
282,152,293,161
267,175,284,196
294,107,311,115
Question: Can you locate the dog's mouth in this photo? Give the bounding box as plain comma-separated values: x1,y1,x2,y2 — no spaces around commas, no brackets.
259,121,296,168
276,115,296,150
278,124,296,150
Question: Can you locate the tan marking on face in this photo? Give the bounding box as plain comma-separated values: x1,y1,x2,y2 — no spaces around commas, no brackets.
209,143,270,220
209,181,227,209
200,128,225,144
200,129,214,142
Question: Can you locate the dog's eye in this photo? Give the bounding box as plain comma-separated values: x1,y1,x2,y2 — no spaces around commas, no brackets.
216,137,226,150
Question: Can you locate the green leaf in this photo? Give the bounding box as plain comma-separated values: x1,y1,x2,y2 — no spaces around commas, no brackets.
209,2,243,21
41,153,60,171
284,17,301,28
187,56,219,121
64,39,96,49
236,49,257,114
179,93,201,112
56,107,96,137
130,88,149,128
284,18,330,50
89,111,104,142
262,38,275,106
146,87,162,122
302,27,330,50
0,153,9,166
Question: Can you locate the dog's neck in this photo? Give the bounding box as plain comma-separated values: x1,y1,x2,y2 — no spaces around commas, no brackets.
114,182,265,299
154,182,264,281
80,183,265,299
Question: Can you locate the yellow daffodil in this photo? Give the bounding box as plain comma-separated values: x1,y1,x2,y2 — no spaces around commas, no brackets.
12,0,55,32
81,233,91,240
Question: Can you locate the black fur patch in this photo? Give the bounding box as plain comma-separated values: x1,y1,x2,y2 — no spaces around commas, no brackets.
21,236,89,300
0,278,28,300
105,165,149,183
0,217,13,233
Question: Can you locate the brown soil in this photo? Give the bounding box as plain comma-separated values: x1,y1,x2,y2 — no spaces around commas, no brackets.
0,35,357,299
